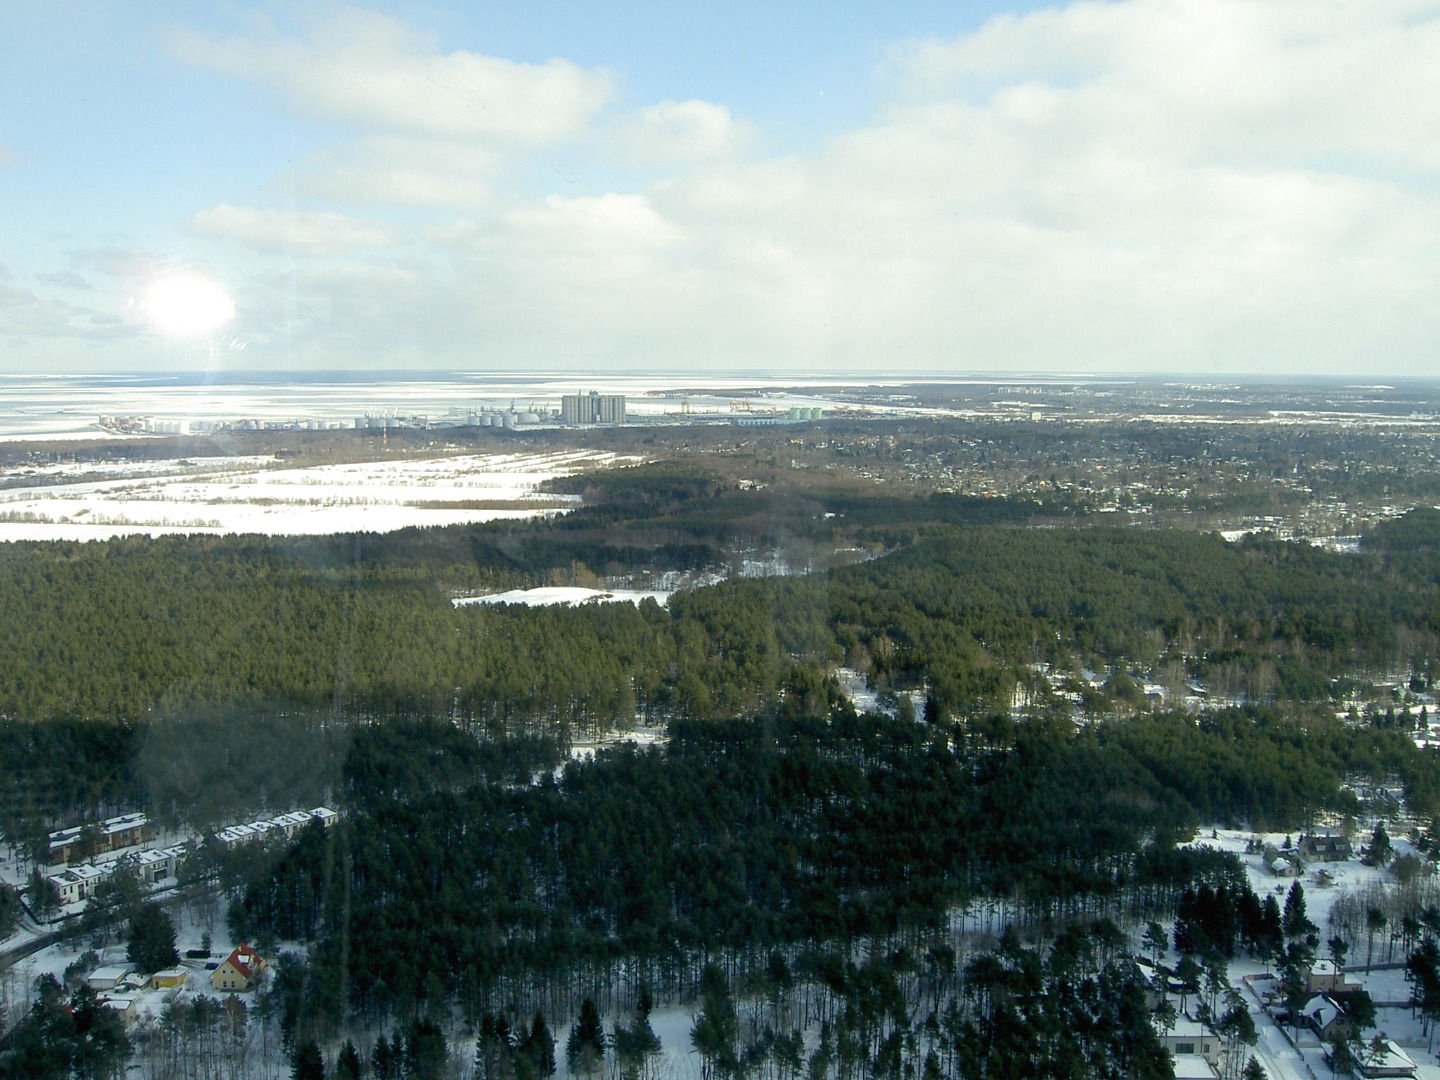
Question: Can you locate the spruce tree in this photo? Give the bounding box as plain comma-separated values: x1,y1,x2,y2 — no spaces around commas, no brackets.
567,999,606,1077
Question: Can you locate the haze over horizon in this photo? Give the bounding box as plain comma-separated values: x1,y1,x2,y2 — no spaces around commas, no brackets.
2,0,1437,379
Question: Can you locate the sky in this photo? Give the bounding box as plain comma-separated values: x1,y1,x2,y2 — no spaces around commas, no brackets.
1,0,1438,379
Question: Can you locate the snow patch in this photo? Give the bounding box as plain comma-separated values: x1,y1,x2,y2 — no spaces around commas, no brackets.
454,587,670,609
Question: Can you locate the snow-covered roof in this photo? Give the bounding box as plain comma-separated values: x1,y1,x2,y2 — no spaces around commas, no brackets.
1168,1016,1214,1040
1303,993,1346,1030
221,943,264,980
1359,1037,1416,1074
1171,1054,1218,1080
48,812,150,851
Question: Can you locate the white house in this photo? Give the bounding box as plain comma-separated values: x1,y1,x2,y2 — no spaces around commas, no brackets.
1159,1016,1219,1066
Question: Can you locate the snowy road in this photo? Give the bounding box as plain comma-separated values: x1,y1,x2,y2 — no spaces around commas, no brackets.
1252,1023,1313,1080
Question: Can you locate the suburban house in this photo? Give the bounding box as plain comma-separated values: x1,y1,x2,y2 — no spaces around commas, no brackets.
212,943,267,992
49,862,112,906
1304,959,1352,995
1158,1016,1220,1066
1299,993,1352,1041
135,845,185,886
1132,957,1165,1009
1300,830,1353,862
1353,1037,1417,1078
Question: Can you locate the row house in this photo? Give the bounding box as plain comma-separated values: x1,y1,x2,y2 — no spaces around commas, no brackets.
47,813,157,868
45,807,335,909
135,845,186,886
47,844,186,906
215,806,336,847
49,861,112,906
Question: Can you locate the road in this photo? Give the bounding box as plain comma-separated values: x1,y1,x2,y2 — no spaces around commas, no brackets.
1251,1022,1316,1080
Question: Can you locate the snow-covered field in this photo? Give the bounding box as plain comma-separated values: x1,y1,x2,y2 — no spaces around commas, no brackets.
0,450,634,540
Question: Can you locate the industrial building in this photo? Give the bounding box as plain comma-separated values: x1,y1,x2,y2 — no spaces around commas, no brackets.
561,391,626,425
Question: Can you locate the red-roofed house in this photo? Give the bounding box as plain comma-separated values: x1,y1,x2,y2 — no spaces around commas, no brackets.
211,943,267,992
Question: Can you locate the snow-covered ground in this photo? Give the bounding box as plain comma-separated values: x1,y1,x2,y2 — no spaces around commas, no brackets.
0,449,634,540
454,586,671,609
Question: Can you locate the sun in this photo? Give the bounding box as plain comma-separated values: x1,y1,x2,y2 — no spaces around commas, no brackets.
140,273,236,337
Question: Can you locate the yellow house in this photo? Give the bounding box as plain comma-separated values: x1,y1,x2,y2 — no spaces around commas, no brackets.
151,968,187,990
211,943,266,992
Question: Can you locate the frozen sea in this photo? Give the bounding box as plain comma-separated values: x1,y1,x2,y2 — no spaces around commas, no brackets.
0,370,905,441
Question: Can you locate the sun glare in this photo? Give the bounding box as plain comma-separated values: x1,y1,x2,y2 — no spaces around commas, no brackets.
140,274,236,337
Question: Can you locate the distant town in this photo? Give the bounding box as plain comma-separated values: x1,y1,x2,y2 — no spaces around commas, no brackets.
93,388,844,436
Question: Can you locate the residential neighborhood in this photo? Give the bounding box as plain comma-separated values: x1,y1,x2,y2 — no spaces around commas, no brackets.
0,807,338,924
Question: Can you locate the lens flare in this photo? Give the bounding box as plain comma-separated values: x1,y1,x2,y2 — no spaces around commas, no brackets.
140,274,236,337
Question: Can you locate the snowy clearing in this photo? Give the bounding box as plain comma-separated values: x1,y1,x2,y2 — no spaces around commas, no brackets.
0,450,636,540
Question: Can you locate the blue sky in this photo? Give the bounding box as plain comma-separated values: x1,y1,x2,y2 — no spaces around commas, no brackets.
2,0,1438,377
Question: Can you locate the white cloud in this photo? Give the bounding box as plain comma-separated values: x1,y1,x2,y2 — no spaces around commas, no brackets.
169,8,615,210
38,270,93,290
614,100,755,165
889,0,1440,175
185,203,401,254
434,193,683,252
169,8,614,145
0,284,135,341
294,136,504,208
159,0,1440,375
